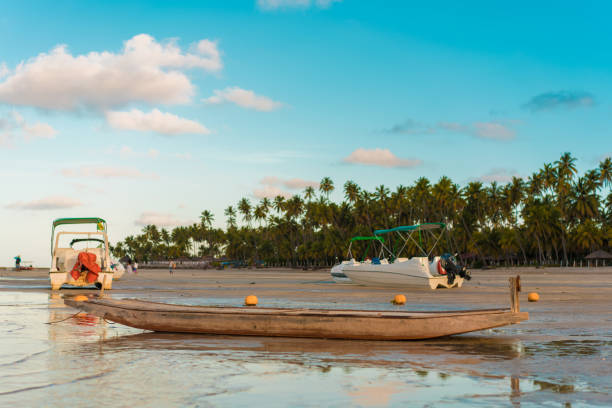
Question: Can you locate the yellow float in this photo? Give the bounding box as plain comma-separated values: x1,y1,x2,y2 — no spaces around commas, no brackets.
245,295,258,306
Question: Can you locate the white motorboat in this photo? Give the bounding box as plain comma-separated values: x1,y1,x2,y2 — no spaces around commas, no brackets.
330,236,385,283
49,217,115,290
342,223,471,290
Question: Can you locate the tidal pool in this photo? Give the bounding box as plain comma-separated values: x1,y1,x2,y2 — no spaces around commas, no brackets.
0,291,610,407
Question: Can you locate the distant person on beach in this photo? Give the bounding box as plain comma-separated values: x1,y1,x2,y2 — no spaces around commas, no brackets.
133,261,138,274
169,261,175,275
14,255,21,270
126,260,133,274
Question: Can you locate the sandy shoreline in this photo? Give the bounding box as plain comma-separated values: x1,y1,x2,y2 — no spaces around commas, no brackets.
3,266,612,338
1,266,611,405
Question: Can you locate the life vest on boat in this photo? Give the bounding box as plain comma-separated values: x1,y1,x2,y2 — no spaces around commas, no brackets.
70,252,101,283
437,260,447,275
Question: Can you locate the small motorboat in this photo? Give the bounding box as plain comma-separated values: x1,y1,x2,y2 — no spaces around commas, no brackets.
65,277,527,340
330,236,385,283
342,223,471,290
49,217,115,290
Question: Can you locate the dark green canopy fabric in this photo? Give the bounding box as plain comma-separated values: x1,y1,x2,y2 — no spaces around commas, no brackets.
349,236,384,243
374,223,445,235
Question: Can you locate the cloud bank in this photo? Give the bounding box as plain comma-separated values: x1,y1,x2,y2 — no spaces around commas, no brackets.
106,109,210,135
260,176,319,190
5,195,82,210
257,0,341,10
0,34,222,111
523,90,595,112
387,118,516,141
253,185,293,199
135,212,191,227
0,111,57,147
253,176,318,199
61,165,158,180
343,148,422,168
204,87,282,111
473,168,521,184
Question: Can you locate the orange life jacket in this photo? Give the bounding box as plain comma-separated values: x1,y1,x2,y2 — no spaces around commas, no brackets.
70,252,101,283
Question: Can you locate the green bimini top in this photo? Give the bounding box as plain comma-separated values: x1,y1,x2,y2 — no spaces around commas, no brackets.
349,236,385,243
51,217,107,255
52,217,107,228
373,222,445,236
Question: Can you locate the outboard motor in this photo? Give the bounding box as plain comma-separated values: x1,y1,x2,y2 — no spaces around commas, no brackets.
440,253,471,285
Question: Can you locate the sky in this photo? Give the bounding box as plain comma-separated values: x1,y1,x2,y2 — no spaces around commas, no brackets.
1,0,611,266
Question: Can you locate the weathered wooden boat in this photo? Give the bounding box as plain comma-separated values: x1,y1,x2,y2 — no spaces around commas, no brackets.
64,277,527,340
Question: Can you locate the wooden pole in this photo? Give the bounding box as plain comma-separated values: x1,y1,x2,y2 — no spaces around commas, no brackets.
509,275,521,313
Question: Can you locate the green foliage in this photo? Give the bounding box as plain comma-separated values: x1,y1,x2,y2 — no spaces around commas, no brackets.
113,154,612,265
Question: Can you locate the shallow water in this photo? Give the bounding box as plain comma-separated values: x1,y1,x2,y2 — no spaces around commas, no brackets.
0,291,610,407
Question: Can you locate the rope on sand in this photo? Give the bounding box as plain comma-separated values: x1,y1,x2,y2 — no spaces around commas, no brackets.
45,311,83,324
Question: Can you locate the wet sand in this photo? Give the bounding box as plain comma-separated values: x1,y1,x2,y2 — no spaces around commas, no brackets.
1,267,611,406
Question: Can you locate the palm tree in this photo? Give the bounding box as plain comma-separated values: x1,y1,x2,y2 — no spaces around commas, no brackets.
319,177,334,200
238,197,252,225
200,210,214,227
343,180,360,204
599,157,612,189
273,195,285,214
303,186,315,202
224,206,237,228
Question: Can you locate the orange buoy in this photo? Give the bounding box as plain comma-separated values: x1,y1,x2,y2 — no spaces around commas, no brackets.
392,294,406,305
527,292,539,302
245,295,258,306
73,295,88,302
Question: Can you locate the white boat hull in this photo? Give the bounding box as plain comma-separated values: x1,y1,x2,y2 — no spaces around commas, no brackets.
343,257,463,290
49,271,113,290
330,261,353,283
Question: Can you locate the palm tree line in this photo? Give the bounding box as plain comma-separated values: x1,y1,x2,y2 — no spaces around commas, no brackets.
111,153,612,267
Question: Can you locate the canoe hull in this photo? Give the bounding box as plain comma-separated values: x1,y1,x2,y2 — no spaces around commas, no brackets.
65,298,528,341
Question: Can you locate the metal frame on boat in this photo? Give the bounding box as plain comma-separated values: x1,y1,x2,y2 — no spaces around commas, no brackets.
330,236,385,282
341,223,469,289
49,217,114,290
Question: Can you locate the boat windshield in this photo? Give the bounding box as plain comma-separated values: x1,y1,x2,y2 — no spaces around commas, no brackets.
346,236,385,262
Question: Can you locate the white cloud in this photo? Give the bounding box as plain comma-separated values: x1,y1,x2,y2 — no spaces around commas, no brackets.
0,111,57,147
173,152,192,160
0,63,8,79
472,122,515,140
343,148,422,168
135,212,190,227
253,185,293,199
0,34,221,111
204,87,282,111
5,195,82,210
474,168,521,184
61,165,158,180
260,176,319,190
257,0,341,10
438,121,515,140
106,108,210,135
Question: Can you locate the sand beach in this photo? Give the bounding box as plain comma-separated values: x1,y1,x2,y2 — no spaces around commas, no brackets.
1,266,611,406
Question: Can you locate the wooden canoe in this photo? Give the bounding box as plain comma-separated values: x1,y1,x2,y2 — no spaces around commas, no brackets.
64,297,528,340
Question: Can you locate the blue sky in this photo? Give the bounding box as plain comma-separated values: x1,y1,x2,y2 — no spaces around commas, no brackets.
1,0,610,266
